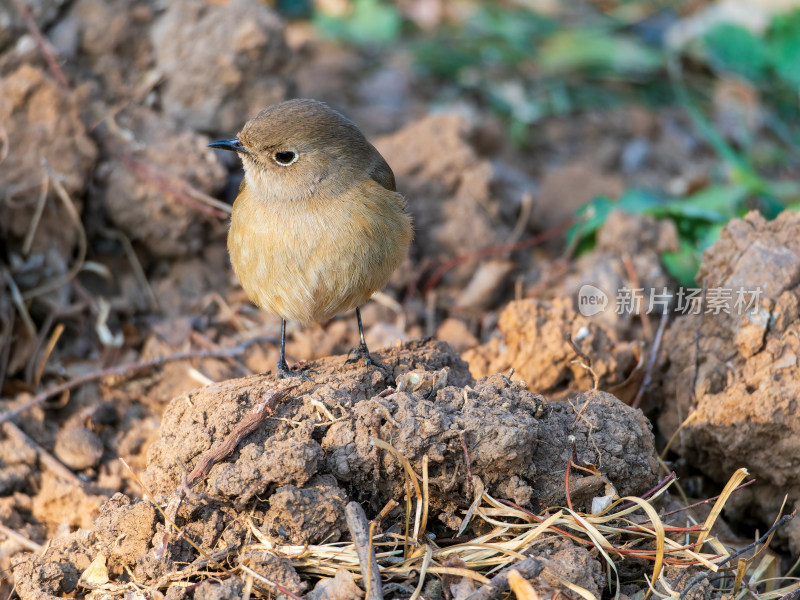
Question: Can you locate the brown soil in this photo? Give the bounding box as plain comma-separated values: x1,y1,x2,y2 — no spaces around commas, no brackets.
374,113,538,306
463,296,641,400
97,107,228,258
10,340,659,598
654,210,800,551
2,0,799,597
0,64,97,300
151,0,292,136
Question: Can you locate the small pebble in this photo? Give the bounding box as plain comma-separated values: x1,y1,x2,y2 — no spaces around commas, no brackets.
54,427,104,471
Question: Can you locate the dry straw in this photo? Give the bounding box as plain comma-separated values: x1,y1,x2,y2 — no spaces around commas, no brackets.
108,440,799,600
238,443,798,600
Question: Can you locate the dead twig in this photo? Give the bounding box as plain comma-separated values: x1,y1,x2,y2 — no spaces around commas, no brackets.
0,523,43,553
0,300,12,394
421,218,574,296
118,152,231,218
10,0,71,91
24,309,60,386
465,557,544,600
374,499,399,525
632,308,669,409
690,280,709,408
153,545,241,588
508,192,535,245
659,479,756,518
1,265,36,339
564,330,597,389
564,440,582,513
346,501,384,600
459,430,473,499
21,168,49,256
617,472,676,512
1,421,82,486
20,162,87,300
0,338,270,425
621,253,653,341
32,323,64,388
186,385,296,488
678,510,796,599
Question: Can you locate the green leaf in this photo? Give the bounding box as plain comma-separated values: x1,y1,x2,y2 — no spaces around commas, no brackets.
661,240,701,287
539,29,663,75
568,190,660,248
649,184,750,222
568,196,614,249
314,0,401,46
695,222,725,253
754,194,785,220
767,10,800,88
702,23,768,82
617,189,661,213
411,6,555,78
469,5,556,60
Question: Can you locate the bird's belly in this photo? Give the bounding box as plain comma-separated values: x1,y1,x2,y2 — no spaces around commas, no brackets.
228,199,404,324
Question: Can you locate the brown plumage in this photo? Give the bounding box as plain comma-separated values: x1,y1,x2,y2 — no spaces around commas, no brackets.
210,99,413,377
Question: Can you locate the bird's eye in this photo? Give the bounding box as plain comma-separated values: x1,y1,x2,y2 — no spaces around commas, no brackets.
273,151,298,166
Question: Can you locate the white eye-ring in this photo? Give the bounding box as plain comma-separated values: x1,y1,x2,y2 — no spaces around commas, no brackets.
273,150,298,166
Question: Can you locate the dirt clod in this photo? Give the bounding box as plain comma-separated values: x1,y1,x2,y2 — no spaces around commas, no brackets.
657,210,800,537
143,339,472,500
94,493,158,574
0,437,36,495
530,538,606,600
307,569,364,600
12,554,68,600
97,107,228,257
192,576,243,600
11,341,659,597
374,114,537,291
151,0,292,135
463,297,639,400
264,475,348,545
145,339,656,517
31,473,105,532
0,64,97,289
531,389,658,509
240,551,307,598
556,211,678,332
53,426,104,471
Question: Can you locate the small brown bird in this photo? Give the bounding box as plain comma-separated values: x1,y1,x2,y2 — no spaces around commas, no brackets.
210,99,413,378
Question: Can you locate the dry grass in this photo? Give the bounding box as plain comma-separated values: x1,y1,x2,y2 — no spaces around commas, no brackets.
236,443,797,600
97,440,799,600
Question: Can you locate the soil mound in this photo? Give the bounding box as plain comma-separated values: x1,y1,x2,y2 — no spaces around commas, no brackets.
12,339,658,598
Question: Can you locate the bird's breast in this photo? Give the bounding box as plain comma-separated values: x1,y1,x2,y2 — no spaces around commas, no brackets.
228,180,412,324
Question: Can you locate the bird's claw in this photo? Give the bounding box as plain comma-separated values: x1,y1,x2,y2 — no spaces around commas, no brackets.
345,343,387,373
276,360,312,381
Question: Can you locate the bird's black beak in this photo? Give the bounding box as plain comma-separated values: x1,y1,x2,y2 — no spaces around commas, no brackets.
208,138,247,154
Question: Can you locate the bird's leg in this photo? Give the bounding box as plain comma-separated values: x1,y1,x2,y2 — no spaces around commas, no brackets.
276,320,305,379
345,307,385,371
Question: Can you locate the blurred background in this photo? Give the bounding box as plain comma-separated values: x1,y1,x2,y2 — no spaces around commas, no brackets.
4,0,800,375
3,0,800,589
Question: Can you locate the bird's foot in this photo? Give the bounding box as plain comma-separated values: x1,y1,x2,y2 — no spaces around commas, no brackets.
276,360,312,380
345,343,388,373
